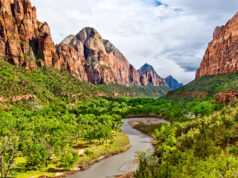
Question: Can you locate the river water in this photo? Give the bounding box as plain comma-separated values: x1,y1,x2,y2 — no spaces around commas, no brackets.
68,117,168,178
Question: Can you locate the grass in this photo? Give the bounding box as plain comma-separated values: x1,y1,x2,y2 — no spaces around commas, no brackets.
16,169,55,178
14,132,129,178
14,157,63,178
76,132,129,166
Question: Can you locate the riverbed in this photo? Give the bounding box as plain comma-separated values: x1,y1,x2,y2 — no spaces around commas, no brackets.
68,117,168,178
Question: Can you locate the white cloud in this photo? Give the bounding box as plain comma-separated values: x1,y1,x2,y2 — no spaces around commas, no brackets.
31,0,238,84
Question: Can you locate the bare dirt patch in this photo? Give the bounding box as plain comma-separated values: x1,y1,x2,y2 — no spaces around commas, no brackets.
128,119,161,127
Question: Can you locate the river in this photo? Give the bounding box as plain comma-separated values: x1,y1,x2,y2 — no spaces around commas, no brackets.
68,117,168,178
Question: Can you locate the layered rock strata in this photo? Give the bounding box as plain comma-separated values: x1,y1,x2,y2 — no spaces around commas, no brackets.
196,12,238,79
0,0,58,70
138,63,168,86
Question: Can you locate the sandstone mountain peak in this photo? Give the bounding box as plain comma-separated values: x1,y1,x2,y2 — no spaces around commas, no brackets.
103,40,126,61
138,63,155,73
196,11,238,79
56,27,169,87
60,35,75,45
138,63,168,87
57,27,142,86
76,27,103,44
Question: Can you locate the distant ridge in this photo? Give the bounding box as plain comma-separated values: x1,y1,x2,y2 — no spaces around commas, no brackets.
165,75,183,90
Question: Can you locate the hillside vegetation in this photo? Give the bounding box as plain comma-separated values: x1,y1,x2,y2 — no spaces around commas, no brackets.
0,61,169,108
167,73,238,100
0,60,105,104
179,73,238,93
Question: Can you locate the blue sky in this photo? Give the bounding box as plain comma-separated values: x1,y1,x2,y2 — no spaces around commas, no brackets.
155,1,164,6
31,0,238,84
154,1,168,7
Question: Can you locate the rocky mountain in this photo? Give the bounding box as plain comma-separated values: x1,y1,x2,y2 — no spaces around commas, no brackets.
138,63,155,73
138,63,168,86
0,0,58,71
56,27,141,86
165,75,183,90
0,0,168,88
196,12,238,79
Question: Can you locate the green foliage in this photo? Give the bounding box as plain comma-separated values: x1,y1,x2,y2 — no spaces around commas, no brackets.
0,61,171,108
0,98,131,176
61,149,79,170
0,61,232,177
0,61,105,104
135,102,238,177
84,148,94,156
134,151,159,178
120,97,222,122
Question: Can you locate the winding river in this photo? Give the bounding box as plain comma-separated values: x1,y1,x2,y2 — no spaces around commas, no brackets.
68,117,168,178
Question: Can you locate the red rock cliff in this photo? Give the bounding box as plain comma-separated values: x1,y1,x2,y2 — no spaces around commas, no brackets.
57,27,142,86
196,12,238,79
138,63,168,86
0,0,58,70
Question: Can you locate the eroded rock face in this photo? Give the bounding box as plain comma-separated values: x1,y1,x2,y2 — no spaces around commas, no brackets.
56,36,88,81
57,27,142,86
0,94,36,103
138,63,168,86
0,0,58,70
216,90,238,104
196,12,238,79
167,91,208,99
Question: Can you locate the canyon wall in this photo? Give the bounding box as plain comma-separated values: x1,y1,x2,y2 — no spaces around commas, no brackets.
0,0,58,71
196,12,238,79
